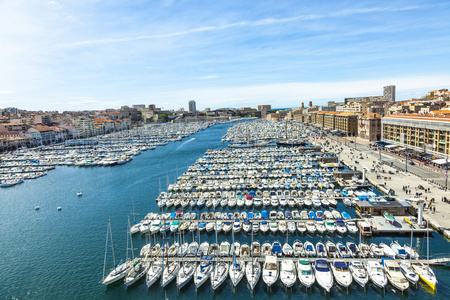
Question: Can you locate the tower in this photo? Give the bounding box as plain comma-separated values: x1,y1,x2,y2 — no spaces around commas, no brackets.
188,100,196,115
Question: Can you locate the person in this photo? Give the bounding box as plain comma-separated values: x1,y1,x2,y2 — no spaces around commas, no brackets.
433,206,436,213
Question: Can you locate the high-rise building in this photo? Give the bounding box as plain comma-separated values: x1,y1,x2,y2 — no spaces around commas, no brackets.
383,85,396,102
309,101,313,108
189,100,196,115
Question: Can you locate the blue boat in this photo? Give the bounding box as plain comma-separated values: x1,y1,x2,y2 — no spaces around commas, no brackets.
261,210,268,219
309,211,316,220
341,212,351,220
285,210,292,219
272,241,282,256
247,212,254,219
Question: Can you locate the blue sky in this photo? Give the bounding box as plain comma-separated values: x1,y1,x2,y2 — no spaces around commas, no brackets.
1,0,450,111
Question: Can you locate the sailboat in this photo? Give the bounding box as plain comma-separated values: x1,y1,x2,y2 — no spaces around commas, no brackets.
229,226,245,287
124,217,150,287
101,219,131,285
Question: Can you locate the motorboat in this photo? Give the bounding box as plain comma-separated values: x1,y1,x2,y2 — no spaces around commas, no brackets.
176,261,196,289
336,243,350,258
287,221,296,234
243,219,251,233
215,221,223,233
278,221,287,234
280,260,297,288
335,220,347,235
178,242,188,257
161,261,180,287
208,243,219,256
331,261,352,288
252,221,260,233
325,241,339,258
223,221,232,233
316,242,326,258
370,243,384,258
412,262,437,291
365,260,387,289
399,262,419,285
261,242,272,257
229,259,245,287
346,242,360,258
380,243,396,258
315,219,327,234
271,241,282,257
197,242,209,257
211,262,229,290
194,261,213,288
324,220,336,234
146,261,163,288
390,241,407,259
349,261,368,287
297,260,315,288
382,259,409,292
305,221,316,234
404,244,420,259
359,243,371,258
293,240,305,257
282,242,294,257
304,241,316,257
269,220,278,233
346,221,358,235
246,260,260,290
296,222,307,234
251,241,261,257
219,241,230,257
260,220,269,233
187,241,198,257
314,259,333,292
262,255,279,287
240,243,250,257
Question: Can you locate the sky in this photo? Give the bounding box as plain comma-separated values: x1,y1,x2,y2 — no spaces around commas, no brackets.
1,0,450,111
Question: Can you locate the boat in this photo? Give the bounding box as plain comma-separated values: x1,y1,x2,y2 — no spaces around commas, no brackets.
293,240,305,257
124,257,150,287
261,242,272,257
316,242,326,258
399,262,419,285
336,242,350,258
176,261,195,289
260,220,269,233
271,241,282,257
297,260,315,288
161,261,180,287
246,260,261,290
346,221,358,235
382,259,409,292
77,192,82,196
331,261,352,288
219,241,230,257
380,242,396,258
197,242,209,257
349,261,368,287
365,260,388,289
304,241,316,257
404,244,420,259
282,242,294,257
280,259,297,288
359,243,371,258
390,241,407,259
335,220,347,235
57,206,62,211
325,241,339,258
370,243,384,258
187,241,199,257
314,259,333,292
262,255,278,287
194,260,213,288
296,222,307,234
412,262,437,291
383,211,395,224
229,258,245,287
146,261,163,287
346,242,360,257
305,221,316,234
211,262,229,290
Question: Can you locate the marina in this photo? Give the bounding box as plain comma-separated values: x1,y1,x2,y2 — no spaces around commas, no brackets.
1,121,449,299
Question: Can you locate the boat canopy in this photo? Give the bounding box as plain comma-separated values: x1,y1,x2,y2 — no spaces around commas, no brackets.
315,260,329,271
261,211,268,219
336,220,345,226
247,212,254,218
333,262,348,269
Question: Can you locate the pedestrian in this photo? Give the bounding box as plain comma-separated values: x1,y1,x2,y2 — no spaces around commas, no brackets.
433,206,436,213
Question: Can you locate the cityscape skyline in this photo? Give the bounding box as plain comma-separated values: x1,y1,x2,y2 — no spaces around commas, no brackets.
1,0,450,111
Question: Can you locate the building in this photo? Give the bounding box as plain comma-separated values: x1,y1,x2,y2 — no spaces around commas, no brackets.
257,104,271,111
383,85,396,102
188,100,196,115
74,117,96,137
308,112,358,136
35,115,52,125
132,104,146,109
382,114,450,157
358,113,382,141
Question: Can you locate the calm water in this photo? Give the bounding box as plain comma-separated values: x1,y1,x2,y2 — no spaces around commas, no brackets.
0,123,449,300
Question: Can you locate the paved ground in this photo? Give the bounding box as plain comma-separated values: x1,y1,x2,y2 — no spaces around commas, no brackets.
310,134,450,239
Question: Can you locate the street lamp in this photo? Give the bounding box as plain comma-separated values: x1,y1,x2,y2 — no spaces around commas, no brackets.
405,150,408,173
446,154,448,191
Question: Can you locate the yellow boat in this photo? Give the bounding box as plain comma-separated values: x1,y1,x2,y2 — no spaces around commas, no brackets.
404,217,414,227
412,262,437,290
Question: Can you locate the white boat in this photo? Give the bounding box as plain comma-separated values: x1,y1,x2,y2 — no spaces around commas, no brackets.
197,242,209,257
280,259,297,288
349,261,368,287
194,261,213,288
365,260,388,289
304,241,316,257
316,242,326,258
77,192,82,196
282,242,294,257
403,244,420,259
324,220,336,233
346,221,358,235
331,261,352,288
219,241,230,257
187,241,199,257
305,221,316,234
314,259,333,292
390,241,407,259
383,259,409,292
296,222,307,234
325,241,339,258
262,255,278,287
260,220,269,233
359,243,371,258
229,259,245,287
315,219,327,234
412,262,437,291
297,260,315,288
211,262,229,290
269,220,278,233
161,261,180,287
124,258,150,287
399,261,419,285
293,240,305,257
380,243,396,258
346,242,360,258
336,243,350,258
370,243,384,258
245,260,260,290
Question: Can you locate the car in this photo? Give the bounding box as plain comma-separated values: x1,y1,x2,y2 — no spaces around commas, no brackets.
350,141,354,143
409,161,415,165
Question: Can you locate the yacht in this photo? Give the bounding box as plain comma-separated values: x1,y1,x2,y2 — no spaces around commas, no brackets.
349,261,368,287
194,261,213,288
380,243,396,258
124,258,150,287
146,261,163,288
280,260,297,288
211,262,229,290
262,255,279,287
390,241,407,259
102,260,131,285
346,221,358,235
383,259,409,292
177,261,196,289
297,260,315,288
412,262,437,291
365,260,388,289
229,259,245,287
246,260,261,290
331,261,352,288
314,259,333,292
399,262,419,285
161,261,180,287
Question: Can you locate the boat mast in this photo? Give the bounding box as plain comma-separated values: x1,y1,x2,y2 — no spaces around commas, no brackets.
102,219,111,281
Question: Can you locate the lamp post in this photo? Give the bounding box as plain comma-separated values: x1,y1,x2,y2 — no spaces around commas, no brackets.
405,149,408,173
446,154,448,191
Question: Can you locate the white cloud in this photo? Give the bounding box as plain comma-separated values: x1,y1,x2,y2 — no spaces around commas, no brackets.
199,75,218,80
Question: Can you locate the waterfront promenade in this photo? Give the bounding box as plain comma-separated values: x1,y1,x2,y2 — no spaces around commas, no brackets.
312,134,450,239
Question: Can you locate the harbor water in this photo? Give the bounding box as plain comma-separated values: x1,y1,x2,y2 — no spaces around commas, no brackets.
1,122,449,299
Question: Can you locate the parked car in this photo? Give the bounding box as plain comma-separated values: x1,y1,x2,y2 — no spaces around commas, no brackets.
409,161,415,165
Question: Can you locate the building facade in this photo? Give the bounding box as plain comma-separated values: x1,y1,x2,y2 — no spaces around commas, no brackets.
358,113,381,141
383,85,396,102
188,100,196,115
